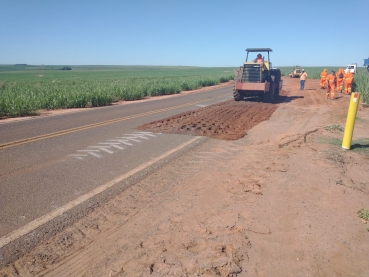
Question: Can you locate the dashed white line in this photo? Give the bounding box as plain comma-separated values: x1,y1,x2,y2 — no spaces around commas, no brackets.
118,137,141,143
68,154,88,160
134,132,158,137
98,143,124,150
89,146,114,154
132,135,149,140
77,150,102,158
70,132,160,160
108,139,133,146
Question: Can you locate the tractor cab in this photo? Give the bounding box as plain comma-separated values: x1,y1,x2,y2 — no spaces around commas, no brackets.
241,48,273,83
245,48,272,74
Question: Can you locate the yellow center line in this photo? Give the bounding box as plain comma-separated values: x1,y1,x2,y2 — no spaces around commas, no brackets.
0,98,213,150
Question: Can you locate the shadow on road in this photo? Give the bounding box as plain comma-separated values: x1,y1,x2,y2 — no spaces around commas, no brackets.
241,95,304,104
277,95,304,103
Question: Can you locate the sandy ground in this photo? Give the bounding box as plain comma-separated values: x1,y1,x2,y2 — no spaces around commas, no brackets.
1,77,369,277
137,100,278,140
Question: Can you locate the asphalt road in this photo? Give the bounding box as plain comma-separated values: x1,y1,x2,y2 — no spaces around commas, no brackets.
0,86,232,241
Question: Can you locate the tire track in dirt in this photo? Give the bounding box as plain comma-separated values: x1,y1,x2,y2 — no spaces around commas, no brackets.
300,88,320,106
137,100,277,140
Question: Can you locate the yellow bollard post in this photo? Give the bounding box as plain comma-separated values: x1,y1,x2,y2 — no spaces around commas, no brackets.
342,92,360,150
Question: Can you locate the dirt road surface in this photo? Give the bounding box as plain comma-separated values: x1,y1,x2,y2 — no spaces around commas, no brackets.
137,100,278,141
1,77,369,277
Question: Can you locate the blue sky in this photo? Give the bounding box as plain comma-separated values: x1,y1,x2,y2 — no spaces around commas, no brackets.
1,0,368,67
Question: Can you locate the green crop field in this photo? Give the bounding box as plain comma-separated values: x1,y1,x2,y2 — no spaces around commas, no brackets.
1,65,368,118
0,65,234,118
352,71,369,103
280,66,367,79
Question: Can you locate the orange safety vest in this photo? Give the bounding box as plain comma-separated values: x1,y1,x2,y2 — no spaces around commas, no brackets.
344,72,353,83
336,70,344,79
327,74,336,84
320,70,328,78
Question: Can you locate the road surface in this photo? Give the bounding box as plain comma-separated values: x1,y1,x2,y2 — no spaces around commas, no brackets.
1,86,232,241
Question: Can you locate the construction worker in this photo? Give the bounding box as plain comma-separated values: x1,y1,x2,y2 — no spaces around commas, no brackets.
343,69,354,95
335,68,344,93
326,70,336,100
299,69,307,90
254,54,264,62
319,68,328,89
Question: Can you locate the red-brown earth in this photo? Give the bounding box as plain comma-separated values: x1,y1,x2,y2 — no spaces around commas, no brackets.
1,77,369,277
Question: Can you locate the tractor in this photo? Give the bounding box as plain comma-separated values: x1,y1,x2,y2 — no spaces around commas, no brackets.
233,48,282,103
288,65,302,78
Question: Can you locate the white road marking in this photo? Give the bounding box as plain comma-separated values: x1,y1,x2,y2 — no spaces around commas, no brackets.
132,135,149,140
108,139,133,146
110,145,124,149
134,132,157,137
0,137,202,249
77,150,102,158
89,146,114,154
70,132,160,159
68,154,88,160
99,143,124,150
119,137,141,143
197,104,207,107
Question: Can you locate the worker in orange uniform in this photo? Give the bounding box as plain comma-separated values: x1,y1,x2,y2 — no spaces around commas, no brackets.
320,68,328,89
326,70,336,99
343,69,354,95
335,68,344,93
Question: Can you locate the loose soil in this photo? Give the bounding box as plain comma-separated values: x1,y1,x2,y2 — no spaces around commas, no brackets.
1,77,369,277
137,100,278,140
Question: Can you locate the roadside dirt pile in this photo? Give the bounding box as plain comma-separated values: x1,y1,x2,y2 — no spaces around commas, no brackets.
1,78,368,277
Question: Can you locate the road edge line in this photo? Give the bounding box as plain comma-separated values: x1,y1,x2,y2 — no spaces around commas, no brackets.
0,136,205,265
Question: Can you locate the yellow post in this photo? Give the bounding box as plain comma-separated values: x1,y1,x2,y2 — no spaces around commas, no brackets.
342,92,360,150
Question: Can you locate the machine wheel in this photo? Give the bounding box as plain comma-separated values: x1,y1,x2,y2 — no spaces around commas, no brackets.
258,92,264,101
274,80,280,102
233,89,242,101
263,76,275,103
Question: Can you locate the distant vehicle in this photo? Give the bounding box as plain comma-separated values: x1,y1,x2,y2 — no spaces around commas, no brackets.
364,58,369,72
288,65,302,78
344,63,357,74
